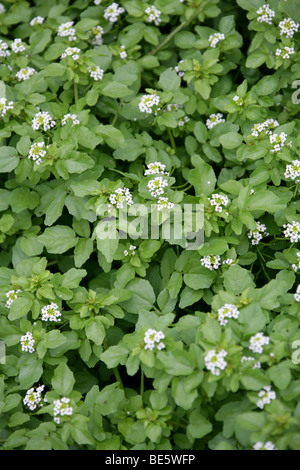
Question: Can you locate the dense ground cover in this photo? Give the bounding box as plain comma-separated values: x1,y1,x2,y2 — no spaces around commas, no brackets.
0,0,300,451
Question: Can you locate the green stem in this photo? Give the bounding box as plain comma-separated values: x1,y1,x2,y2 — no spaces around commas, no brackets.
149,1,209,56
103,339,124,389
294,183,299,199
257,247,271,282
111,100,123,127
167,128,176,152
140,370,144,396
74,82,78,103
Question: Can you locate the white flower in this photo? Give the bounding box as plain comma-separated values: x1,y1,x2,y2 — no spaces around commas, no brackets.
60,47,81,61
11,38,26,53
208,193,229,213
233,95,243,106
294,284,300,302
208,32,225,48
201,255,221,271
62,113,80,126
157,196,174,211
256,385,276,409
90,25,104,46
284,160,300,183
0,3,5,14
222,258,235,266
251,118,279,137
241,356,261,369
249,332,270,354
109,187,134,209
144,161,169,176
104,3,125,23
147,176,168,197
28,142,48,165
139,93,160,114
5,289,21,308
283,221,300,243
0,98,14,118
174,60,185,78
20,332,35,353
53,397,73,424
144,328,165,351
87,65,104,81
57,21,77,42
292,252,300,272
279,18,299,38
206,113,225,129
30,16,45,26
178,115,190,127
124,245,136,257
217,303,240,326
32,111,56,131
16,67,36,81
94,0,102,4
41,303,62,322
256,4,275,24
0,40,10,58
23,385,47,411
275,46,295,59
145,5,161,26
248,221,269,245
119,44,127,59
269,132,287,153
253,441,277,450
205,349,227,376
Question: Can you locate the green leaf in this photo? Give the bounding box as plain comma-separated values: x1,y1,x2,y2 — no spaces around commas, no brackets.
158,68,181,91
38,226,77,254
0,147,19,173
51,363,75,395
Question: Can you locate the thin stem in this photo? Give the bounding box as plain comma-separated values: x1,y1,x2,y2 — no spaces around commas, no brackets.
167,128,177,152
74,82,78,103
257,247,271,282
149,1,209,56
103,339,124,389
140,370,144,396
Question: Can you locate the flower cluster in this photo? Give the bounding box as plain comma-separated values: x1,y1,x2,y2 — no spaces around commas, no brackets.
32,111,56,132
174,60,185,78
139,93,160,114
41,303,62,322
249,332,270,354
0,39,10,57
208,193,230,214
0,98,14,118
30,16,45,26
279,18,299,38
283,221,300,243
275,47,295,60
270,132,287,153
11,38,26,54
292,252,300,272
109,187,134,209
256,4,275,24
253,441,277,450
208,32,225,48
206,113,225,129
23,385,47,411
124,245,136,257
248,221,269,245
284,160,300,183
57,21,77,42
178,116,190,127
28,142,48,165
16,67,36,81
104,3,125,23
90,25,104,46
147,176,168,198
62,113,80,126
251,118,279,137
145,6,161,26
60,47,81,61
53,397,73,424
217,303,240,326
144,328,165,351
144,162,169,176
201,255,221,270
157,196,174,211
294,285,300,302
20,332,35,353
87,65,104,81
256,385,276,409
204,349,227,376
5,289,21,308
233,95,243,106
119,45,127,59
